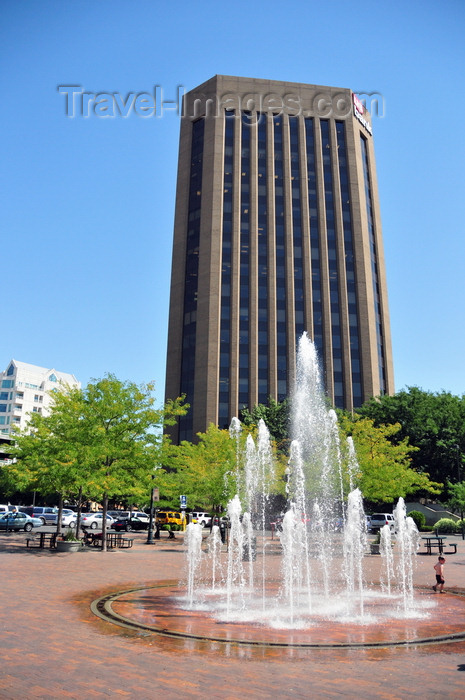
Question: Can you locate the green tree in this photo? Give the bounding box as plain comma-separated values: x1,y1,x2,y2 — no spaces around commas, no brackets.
339,414,441,505
159,420,287,518
4,375,186,547
240,397,290,453
160,424,237,512
447,480,465,520
358,387,465,488
3,385,94,531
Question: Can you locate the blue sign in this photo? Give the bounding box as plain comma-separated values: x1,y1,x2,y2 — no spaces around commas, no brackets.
180,495,187,508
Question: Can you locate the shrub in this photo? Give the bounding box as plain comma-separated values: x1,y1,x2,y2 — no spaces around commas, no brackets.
433,518,458,533
408,510,426,530
161,523,181,531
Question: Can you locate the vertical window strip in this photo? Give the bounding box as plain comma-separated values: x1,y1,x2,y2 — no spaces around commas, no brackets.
336,121,362,407
218,112,235,429
179,118,205,441
321,120,344,408
289,117,304,342
238,115,251,409
305,118,323,359
360,135,386,394
257,114,269,404
274,115,287,401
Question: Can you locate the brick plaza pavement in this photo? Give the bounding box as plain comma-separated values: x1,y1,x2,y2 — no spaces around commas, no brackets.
0,530,464,699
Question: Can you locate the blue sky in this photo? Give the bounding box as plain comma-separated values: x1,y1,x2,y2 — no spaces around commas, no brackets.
2,0,465,405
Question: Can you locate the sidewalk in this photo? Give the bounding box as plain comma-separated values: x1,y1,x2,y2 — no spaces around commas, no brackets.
1,530,464,699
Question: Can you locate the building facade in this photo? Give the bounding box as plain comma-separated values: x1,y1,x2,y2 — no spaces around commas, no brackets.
165,75,394,443
0,360,80,442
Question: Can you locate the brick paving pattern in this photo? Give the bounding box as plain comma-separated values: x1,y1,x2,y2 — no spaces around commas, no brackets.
1,530,464,699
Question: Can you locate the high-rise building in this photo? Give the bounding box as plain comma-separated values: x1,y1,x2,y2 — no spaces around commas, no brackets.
165,75,394,443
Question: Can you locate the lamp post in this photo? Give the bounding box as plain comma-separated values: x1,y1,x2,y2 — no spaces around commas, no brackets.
453,444,464,539
456,444,464,529
146,467,160,545
284,466,291,509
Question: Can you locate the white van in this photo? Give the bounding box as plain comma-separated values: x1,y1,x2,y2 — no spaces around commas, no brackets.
191,511,212,527
0,505,10,515
369,513,395,532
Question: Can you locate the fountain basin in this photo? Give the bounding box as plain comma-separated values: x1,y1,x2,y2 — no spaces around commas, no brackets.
92,581,465,650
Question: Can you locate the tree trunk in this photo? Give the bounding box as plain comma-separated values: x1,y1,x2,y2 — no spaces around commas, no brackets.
101,492,108,551
56,494,63,537
76,486,83,535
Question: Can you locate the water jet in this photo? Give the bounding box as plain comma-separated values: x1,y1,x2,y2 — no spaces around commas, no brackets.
182,333,428,630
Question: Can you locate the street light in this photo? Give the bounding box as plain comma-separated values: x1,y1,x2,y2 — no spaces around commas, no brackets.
454,444,464,539
146,467,160,545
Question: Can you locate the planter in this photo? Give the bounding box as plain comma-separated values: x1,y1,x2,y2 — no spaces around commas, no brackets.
369,542,394,555
56,540,82,553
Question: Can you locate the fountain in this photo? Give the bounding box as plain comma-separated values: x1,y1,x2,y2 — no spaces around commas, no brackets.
92,332,465,653
182,333,429,629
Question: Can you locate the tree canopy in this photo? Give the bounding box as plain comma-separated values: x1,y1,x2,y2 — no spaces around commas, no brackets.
3,375,187,542
338,414,441,505
240,397,290,453
158,420,287,513
237,396,443,506
357,387,465,488
160,424,237,512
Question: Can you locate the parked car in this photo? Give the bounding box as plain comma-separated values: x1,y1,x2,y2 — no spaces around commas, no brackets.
191,511,212,527
107,510,149,523
107,510,130,520
61,510,77,527
369,513,395,532
112,516,149,532
19,506,59,525
155,511,185,530
0,512,42,532
132,511,150,523
81,513,115,530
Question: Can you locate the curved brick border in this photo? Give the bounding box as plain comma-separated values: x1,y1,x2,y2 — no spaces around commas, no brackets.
91,583,465,650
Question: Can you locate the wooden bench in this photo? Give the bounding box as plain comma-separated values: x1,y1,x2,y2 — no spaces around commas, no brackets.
26,532,57,549
422,537,457,555
26,536,40,548
106,532,134,549
424,542,443,554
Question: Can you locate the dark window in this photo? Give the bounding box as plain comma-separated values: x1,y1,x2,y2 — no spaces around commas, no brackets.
179,118,205,440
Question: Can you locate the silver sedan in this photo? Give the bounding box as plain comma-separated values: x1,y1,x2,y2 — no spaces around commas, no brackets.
0,512,43,532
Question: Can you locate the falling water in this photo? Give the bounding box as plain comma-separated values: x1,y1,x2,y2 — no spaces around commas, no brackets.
183,332,428,628
380,524,394,595
284,440,312,612
226,495,245,616
347,437,359,493
208,525,223,592
343,488,367,617
185,522,203,607
228,416,242,493
394,498,420,613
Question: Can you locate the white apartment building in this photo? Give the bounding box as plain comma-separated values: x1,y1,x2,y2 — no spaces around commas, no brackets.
0,360,80,439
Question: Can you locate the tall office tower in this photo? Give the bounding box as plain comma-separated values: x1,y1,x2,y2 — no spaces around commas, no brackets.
165,76,394,443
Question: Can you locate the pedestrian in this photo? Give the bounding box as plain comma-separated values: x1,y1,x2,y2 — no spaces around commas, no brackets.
432,555,446,593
